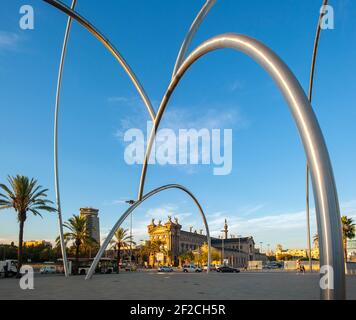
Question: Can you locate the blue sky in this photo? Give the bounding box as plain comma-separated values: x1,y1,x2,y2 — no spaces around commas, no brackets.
0,0,355,251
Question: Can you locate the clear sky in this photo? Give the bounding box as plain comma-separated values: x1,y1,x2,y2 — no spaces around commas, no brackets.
0,0,355,251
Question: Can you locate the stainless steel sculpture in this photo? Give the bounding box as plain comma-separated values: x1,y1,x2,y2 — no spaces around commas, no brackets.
53,0,77,278
85,184,211,280
306,0,329,274
137,34,345,300
44,0,345,300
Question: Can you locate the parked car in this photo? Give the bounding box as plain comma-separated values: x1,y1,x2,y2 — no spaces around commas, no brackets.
158,266,173,272
216,266,240,273
264,262,283,269
40,266,57,274
182,265,202,273
203,265,217,271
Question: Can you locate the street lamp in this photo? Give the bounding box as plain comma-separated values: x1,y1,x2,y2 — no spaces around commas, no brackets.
126,200,136,264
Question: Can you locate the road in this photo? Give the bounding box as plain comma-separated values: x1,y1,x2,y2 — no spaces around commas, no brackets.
1,271,356,300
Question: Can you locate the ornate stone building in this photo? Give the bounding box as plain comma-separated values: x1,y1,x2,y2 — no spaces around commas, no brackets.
147,217,264,267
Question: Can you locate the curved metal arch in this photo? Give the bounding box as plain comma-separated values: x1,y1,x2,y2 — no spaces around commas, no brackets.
172,0,217,77
44,0,155,121
306,0,329,273
86,184,211,280
138,33,345,300
53,0,77,279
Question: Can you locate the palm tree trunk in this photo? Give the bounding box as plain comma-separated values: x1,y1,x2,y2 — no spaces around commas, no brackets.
117,243,121,274
344,238,348,263
75,244,80,275
17,218,25,277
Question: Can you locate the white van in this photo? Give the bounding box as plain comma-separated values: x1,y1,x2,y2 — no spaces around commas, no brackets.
0,260,18,277
182,265,202,273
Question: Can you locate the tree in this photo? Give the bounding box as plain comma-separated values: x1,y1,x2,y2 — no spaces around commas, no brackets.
179,251,195,265
140,240,165,266
342,216,355,262
60,214,97,273
313,234,319,248
109,228,135,273
195,243,220,266
0,175,56,276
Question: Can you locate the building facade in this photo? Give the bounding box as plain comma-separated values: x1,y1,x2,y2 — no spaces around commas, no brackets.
275,246,319,260
80,207,100,244
347,239,356,261
147,217,265,267
23,240,52,248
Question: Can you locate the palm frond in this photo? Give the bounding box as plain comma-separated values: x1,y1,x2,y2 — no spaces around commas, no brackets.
0,183,15,199
0,205,12,210
28,208,43,218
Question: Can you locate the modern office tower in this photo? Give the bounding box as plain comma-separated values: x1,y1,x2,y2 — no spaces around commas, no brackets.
80,207,100,244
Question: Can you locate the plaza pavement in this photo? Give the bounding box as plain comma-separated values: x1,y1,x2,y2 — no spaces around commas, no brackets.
1,271,356,300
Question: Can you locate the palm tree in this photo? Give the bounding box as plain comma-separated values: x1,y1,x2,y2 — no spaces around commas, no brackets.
342,216,355,262
0,175,56,276
110,228,135,273
60,215,97,273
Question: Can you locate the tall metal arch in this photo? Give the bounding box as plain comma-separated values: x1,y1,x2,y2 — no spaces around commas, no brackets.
172,0,216,77
53,0,77,278
86,184,211,280
48,0,156,276
137,34,345,300
305,0,329,273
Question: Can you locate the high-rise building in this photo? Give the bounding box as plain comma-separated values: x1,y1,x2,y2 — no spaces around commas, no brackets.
80,207,100,244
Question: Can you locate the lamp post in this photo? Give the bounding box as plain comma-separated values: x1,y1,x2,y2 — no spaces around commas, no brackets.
126,200,135,264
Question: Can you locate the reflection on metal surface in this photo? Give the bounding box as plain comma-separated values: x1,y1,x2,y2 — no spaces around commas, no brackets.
86,184,211,280
172,0,217,77
53,0,77,278
138,34,345,300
